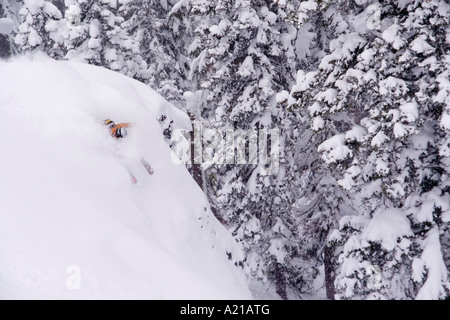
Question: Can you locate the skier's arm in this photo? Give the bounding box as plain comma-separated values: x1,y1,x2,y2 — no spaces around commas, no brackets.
117,122,132,129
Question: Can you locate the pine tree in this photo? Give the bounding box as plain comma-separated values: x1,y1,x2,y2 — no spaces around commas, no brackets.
436,52,450,292
121,0,191,106
411,2,450,298
287,0,450,299
280,0,362,299
14,0,65,58
282,85,349,300
185,0,304,299
63,0,146,79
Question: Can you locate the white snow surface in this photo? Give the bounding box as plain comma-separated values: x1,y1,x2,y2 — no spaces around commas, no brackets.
0,56,252,300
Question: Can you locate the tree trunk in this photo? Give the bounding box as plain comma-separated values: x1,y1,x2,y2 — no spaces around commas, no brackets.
186,112,204,191
0,34,11,59
323,245,336,300
190,130,204,190
274,263,288,300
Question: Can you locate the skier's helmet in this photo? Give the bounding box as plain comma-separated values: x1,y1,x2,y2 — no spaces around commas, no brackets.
117,127,127,138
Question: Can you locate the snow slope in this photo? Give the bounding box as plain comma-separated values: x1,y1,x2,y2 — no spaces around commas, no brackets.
0,56,252,299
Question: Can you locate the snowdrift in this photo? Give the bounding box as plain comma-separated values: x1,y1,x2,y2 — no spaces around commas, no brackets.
0,56,251,299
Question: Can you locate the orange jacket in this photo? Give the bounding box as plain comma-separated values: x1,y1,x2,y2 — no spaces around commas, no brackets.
110,122,131,138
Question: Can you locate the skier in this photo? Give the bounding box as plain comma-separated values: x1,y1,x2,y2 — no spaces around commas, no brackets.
104,119,130,139
104,119,154,183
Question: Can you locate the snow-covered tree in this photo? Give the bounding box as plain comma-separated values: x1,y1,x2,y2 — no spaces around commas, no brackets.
63,0,146,79
14,0,65,58
288,0,450,299
121,0,191,106
278,0,360,300
184,0,303,299
187,0,297,127
0,0,19,58
282,74,352,299
436,52,450,285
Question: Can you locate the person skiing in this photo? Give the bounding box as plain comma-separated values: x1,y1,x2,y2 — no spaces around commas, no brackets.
104,119,130,139
104,119,154,182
